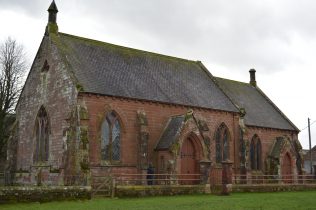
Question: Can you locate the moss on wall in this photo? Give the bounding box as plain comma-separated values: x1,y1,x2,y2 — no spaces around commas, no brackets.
0,186,91,203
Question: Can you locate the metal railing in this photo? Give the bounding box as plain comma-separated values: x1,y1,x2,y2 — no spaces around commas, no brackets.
101,173,202,186
90,173,203,197
0,171,15,186
3,171,316,187
232,174,316,185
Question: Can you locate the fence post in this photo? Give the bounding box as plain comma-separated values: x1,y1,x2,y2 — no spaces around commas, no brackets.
221,160,233,195
111,177,116,198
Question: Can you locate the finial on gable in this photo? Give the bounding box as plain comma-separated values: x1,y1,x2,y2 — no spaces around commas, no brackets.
48,0,58,23
46,0,59,35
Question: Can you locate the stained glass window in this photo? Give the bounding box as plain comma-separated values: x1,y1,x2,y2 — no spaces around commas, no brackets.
215,129,221,163
215,123,230,163
250,135,261,170
34,106,49,162
101,118,110,160
101,111,121,162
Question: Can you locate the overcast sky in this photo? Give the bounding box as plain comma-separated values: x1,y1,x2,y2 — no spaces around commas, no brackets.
1,0,315,149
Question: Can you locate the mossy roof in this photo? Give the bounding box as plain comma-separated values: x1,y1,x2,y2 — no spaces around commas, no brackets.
215,77,298,131
55,33,238,112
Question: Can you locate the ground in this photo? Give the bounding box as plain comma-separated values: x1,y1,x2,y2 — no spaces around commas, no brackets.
2,191,316,210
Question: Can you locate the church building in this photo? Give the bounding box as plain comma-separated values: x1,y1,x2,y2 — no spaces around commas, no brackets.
11,1,302,186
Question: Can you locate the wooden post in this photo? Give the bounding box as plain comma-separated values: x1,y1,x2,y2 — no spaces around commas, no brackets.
111,177,116,198
308,118,313,174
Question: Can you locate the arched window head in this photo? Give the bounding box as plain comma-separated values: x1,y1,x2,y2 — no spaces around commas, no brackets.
34,106,50,162
101,111,121,162
215,123,230,163
250,135,262,170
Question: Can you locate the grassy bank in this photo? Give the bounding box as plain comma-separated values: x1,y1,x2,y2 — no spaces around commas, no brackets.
2,191,316,210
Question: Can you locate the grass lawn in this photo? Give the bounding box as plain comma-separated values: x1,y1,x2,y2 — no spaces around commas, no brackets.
2,191,316,210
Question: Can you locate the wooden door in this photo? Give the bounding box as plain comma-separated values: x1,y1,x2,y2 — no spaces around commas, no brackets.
180,137,199,184
282,153,292,183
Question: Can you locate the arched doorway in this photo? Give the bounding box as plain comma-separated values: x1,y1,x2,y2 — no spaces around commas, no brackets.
180,136,200,184
281,153,292,183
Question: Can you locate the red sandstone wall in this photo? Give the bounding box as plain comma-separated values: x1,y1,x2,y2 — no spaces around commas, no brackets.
15,36,78,184
80,94,239,176
245,126,298,172
81,93,298,179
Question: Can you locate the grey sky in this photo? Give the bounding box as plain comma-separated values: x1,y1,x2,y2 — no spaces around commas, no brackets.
1,0,315,148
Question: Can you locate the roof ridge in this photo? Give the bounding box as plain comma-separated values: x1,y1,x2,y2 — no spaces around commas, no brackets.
59,32,198,64
194,67,240,112
195,62,239,112
215,76,250,86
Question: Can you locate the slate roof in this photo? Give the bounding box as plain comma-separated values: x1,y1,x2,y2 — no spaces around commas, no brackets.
51,32,297,131
269,137,285,159
155,115,185,150
215,77,298,131
56,33,238,112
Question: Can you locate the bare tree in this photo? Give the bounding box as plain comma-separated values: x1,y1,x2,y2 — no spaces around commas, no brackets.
0,37,26,158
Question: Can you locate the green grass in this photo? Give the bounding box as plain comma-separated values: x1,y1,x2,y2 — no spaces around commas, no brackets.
2,191,316,210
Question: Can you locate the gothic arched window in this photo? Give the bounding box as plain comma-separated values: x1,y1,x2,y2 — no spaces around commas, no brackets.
215,123,230,163
250,135,262,170
34,106,50,162
101,111,121,162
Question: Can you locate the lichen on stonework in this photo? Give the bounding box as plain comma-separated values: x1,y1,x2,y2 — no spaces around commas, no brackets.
76,83,84,92
79,107,88,119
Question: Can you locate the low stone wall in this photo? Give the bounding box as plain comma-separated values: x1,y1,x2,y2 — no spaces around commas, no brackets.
0,186,91,203
233,184,316,193
115,185,209,197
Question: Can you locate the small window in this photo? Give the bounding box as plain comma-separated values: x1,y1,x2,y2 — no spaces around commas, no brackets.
34,106,50,162
215,123,230,163
250,135,262,170
101,111,121,162
41,60,50,72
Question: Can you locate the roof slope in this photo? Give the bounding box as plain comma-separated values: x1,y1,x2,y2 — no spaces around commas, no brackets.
56,33,237,112
215,77,298,131
269,137,285,159
156,115,185,150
